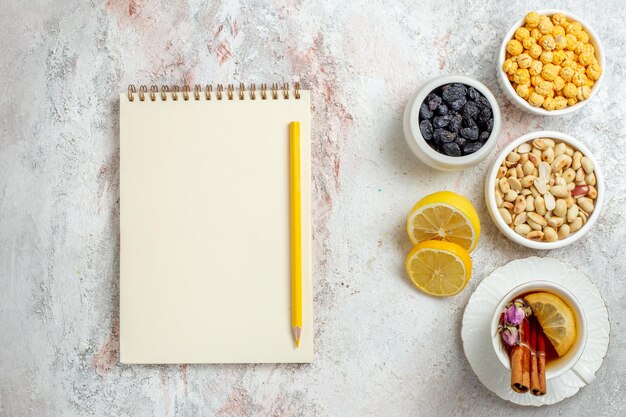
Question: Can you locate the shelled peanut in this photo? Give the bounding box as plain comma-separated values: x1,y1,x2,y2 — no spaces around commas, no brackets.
503,11,602,110
494,138,598,242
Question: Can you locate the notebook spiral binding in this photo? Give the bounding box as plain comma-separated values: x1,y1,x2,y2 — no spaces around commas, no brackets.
128,82,301,102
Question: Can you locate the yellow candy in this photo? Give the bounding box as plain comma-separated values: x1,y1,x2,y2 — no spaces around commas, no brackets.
578,30,590,43
529,60,543,76
552,25,566,37
566,21,582,36
586,63,602,80
536,80,554,97
564,50,575,60
563,82,578,98
542,97,557,110
503,58,518,74
552,50,566,65
541,63,560,81
553,76,565,91
574,41,586,55
513,68,531,85
538,16,554,34
561,59,577,70
540,51,554,64
529,44,543,59
582,43,594,55
515,27,531,42
523,37,537,49
567,97,578,106
560,67,575,81
517,53,532,69
554,35,567,50
573,72,588,87
530,74,545,87
539,34,556,51
565,34,578,50
551,13,568,26
579,52,595,66
554,96,568,110
531,28,541,40
525,11,541,28
528,92,545,107
516,84,530,99
507,39,524,56
577,85,591,101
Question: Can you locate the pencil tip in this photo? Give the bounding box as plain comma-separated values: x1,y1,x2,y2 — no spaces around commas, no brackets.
292,326,302,348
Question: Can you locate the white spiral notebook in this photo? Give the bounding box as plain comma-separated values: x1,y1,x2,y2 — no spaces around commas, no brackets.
120,83,313,363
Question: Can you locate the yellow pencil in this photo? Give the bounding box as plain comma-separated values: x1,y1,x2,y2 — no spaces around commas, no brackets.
289,121,302,348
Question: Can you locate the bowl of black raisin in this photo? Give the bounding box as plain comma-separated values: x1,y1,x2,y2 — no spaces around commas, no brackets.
403,75,501,171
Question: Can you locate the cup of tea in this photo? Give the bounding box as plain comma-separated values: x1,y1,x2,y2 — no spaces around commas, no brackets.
490,280,594,384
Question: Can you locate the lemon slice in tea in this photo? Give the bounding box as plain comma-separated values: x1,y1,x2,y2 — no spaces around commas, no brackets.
525,292,577,357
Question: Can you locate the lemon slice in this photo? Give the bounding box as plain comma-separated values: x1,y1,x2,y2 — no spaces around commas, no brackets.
406,191,480,252
524,292,577,357
405,240,472,297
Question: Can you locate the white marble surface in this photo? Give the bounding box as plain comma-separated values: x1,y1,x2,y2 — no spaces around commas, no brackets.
1,1,625,416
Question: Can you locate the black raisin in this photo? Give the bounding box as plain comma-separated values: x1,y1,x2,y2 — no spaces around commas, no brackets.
451,83,468,96
484,118,494,132
442,85,465,103
433,128,456,144
442,142,462,156
475,96,491,110
420,102,433,119
479,131,490,142
419,120,434,140
433,115,451,128
449,97,467,111
477,108,492,126
467,87,479,100
460,126,479,141
426,93,442,111
436,104,449,116
463,142,483,155
462,101,479,119
448,114,462,132
463,116,478,129
455,135,467,147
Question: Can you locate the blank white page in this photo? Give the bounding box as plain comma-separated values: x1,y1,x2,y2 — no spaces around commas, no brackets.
119,90,312,363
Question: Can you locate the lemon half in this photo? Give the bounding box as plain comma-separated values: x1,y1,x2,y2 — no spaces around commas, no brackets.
405,240,472,297
406,191,480,252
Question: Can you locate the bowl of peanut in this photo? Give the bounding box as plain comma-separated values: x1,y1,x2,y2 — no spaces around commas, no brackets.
485,131,604,249
498,10,605,116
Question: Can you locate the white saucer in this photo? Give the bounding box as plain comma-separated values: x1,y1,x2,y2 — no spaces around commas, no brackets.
461,257,610,406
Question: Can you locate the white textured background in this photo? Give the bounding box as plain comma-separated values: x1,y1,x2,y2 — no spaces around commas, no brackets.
1,1,625,416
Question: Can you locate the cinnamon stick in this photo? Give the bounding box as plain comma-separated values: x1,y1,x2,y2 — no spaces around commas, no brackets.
510,319,530,393
536,329,547,396
530,318,541,396
522,318,531,390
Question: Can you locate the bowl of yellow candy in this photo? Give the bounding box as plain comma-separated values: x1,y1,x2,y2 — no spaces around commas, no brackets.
498,10,605,116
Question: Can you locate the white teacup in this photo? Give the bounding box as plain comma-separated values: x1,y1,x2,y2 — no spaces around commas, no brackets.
490,280,594,384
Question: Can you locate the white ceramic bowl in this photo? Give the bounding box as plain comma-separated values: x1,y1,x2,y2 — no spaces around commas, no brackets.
485,131,604,250
497,9,605,116
403,75,501,171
